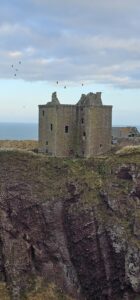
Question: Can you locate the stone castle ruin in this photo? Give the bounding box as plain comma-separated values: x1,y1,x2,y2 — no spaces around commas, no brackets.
38,92,112,157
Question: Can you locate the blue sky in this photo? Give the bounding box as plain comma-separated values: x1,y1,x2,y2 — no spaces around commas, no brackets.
0,0,140,125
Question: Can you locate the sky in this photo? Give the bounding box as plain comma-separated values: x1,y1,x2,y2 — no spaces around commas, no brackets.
0,0,140,125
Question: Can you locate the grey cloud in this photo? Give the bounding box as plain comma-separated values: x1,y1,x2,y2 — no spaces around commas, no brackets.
1,0,140,88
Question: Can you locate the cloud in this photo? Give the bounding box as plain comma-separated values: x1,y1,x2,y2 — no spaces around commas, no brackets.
1,0,140,88
8,51,22,58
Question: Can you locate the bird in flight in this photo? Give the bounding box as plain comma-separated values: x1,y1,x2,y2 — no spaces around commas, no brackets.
10,61,22,78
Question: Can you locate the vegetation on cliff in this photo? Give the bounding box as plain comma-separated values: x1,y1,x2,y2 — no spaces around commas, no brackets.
0,145,140,299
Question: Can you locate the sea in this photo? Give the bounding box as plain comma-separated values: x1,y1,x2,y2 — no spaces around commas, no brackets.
0,123,139,140
0,123,38,140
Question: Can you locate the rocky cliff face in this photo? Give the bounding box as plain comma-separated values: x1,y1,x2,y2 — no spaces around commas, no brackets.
0,149,140,300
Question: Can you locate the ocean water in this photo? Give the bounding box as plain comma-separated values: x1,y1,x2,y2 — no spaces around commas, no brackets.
0,123,38,140
0,123,139,140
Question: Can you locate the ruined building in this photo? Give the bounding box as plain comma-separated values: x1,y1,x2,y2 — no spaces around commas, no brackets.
112,126,140,139
38,92,112,157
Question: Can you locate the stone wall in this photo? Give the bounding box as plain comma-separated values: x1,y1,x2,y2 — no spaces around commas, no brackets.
39,105,77,156
75,106,112,157
53,105,77,157
87,106,112,156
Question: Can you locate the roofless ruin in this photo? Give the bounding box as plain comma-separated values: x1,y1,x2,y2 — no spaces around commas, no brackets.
39,92,112,157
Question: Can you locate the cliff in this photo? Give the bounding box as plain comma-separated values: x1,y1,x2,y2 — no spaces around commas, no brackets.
0,148,140,300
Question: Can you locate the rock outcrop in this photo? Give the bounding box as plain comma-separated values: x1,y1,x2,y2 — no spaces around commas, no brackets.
0,150,140,299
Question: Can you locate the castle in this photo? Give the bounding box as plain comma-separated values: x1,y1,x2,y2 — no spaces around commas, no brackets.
38,92,112,157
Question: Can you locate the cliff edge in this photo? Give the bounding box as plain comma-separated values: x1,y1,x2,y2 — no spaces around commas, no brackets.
0,148,140,300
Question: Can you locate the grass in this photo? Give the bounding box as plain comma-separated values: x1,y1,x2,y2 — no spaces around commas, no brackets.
0,140,38,151
0,282,10,300
26,283,74,300
116,145,140,156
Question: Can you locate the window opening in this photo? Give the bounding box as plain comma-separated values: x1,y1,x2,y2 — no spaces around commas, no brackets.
50,124,53,131
46,141,48,145
42,110,45,116
69,149,74,156
82,132,86,141
65,126,69,133
81,118,84,124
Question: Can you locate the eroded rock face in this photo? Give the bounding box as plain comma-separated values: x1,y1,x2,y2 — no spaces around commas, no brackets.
0,183,81,300
0,151,140,300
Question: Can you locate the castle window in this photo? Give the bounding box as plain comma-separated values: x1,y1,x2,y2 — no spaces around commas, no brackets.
65,126,69,133
83,131,86,137
100,144,102,148
46,141,48,145
81,118,84,124
50,124,53,131
69,149,74,156
82,132,86,141
42,110,45,116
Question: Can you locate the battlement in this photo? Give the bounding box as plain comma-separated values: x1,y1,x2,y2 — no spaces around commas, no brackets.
46,91,60,106
77,92,102,106
43,91,103,107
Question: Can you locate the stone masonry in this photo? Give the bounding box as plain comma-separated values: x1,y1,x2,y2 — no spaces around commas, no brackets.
38,92,112,157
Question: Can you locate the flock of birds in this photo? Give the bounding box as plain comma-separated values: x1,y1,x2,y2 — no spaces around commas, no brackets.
11,61,84,88
10,61,85,111
11,61,22,77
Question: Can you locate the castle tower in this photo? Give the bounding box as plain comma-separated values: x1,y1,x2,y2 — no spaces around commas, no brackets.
76,92,112,157
38,92,112,157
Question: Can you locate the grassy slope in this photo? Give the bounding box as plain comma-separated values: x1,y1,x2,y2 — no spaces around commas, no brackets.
0,140,38,151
